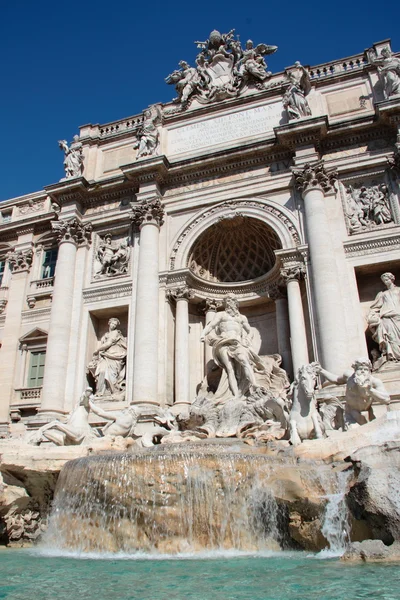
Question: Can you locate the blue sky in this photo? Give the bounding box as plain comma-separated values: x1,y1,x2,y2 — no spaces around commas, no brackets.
1,0,399,201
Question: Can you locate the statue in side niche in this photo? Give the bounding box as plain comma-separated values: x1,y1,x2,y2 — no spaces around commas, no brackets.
87,318,127,399
133,106,160,159
317,358,391,427
282,62,312,120
369,47,400,98
58,136,83,179
28,387,99,446
367,272,400,362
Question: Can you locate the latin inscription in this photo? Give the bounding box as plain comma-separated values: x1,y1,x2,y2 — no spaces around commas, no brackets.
168,102,283,155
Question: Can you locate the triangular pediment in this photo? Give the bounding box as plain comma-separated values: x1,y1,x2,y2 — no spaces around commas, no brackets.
19,327,48,344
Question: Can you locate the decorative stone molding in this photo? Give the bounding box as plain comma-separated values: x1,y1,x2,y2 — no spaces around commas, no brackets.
0,299,7,313
292,160,338,195
27,297,37,309
343,233,400,257
130,198,165,228
166,286,194,303
51,218,92,246
18,200,46,215
280,263,306,283
82,282,132,304
170,199,300,272
7,249,33,273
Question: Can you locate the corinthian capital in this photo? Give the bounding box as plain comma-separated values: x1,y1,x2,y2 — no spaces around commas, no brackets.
166,286,194,302
7,249,33,273
130,198,165,228
280,263,306,283
293,160,338,195
51,218,92,245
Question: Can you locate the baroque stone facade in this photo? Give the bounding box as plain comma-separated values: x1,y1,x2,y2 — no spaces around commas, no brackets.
0,32,400,435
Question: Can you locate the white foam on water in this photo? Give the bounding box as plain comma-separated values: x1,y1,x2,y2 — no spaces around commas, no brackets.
32,547,300,561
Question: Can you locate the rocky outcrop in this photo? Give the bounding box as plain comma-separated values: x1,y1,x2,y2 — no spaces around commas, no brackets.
342,539,400,562
346,441,400,545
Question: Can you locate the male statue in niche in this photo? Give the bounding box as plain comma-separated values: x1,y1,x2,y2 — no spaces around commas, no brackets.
201,293,264,399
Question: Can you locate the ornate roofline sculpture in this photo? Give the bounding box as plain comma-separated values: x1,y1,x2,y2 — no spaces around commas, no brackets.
165,29,278,110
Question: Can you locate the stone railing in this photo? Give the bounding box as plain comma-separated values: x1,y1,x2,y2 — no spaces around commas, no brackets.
33,277,55,289
309,55,368,80
99,115,144,138
15,387,42,402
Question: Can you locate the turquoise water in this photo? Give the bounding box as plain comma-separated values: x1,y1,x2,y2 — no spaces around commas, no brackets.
0,550,399,600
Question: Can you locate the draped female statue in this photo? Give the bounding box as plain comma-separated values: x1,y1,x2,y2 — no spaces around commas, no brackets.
87,318,127,399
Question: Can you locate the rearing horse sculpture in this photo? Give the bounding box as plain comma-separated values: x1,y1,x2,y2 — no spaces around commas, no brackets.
289,362,325,446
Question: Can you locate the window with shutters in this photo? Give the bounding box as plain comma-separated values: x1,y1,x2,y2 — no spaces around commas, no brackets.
27,351,46,388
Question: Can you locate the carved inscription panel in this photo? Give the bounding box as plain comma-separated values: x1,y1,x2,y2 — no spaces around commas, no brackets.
167,101,284,155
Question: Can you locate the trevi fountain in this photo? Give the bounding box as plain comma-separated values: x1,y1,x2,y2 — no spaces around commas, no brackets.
1,28,400,600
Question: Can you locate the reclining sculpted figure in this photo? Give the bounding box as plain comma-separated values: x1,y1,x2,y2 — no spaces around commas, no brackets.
28,387,99,446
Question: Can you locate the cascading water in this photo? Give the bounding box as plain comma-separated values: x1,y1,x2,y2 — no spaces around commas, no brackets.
320,470,351,556
41,442,346,555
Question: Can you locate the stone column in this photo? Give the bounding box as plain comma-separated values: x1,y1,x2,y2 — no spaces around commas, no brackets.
293,161,347,372
39,218,92,418
270,287,293,379
280,264,309,375
167,286,194,410
0,249,33,427
131,198,164,405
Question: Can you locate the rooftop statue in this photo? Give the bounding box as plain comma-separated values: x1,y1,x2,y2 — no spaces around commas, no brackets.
165,29,277,108
133,105,160,159
367,272,400,362
369,46,400,98
58,135,83,179
282,61,312,120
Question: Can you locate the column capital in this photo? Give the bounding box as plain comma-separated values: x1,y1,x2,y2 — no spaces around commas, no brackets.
280,262,306,283
166,286,194,303
6,249,33,274
130,197,165,228
51,218,92,246
292,160,338,196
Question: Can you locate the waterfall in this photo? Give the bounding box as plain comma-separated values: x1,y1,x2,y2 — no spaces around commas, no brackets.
42,444,291,555
320,470,351,557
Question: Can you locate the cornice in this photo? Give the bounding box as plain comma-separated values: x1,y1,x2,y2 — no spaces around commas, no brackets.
343,231,400,257
82,281,132,303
